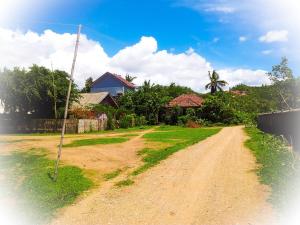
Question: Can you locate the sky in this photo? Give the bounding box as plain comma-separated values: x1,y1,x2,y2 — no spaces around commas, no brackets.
0,0,299,92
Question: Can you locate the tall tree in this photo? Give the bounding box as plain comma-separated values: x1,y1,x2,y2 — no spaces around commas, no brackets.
125,74,137,82
267,57,293,82
81,77,93,93
0,65,79,118
267,57,295,110
205,70,228,94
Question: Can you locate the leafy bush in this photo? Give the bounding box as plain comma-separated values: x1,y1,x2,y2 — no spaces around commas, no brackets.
135,115,147,126
119,114,135,128
199,95,237,124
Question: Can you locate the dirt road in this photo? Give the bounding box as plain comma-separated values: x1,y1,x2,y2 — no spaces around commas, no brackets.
51,126,275,225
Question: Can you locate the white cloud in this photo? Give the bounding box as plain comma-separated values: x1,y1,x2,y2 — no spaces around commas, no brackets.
239,36,247,42
262,50,273,55
218,69,270,88
0,28,270,92
204,6,235,13
259,30,288,43
177,0,300,71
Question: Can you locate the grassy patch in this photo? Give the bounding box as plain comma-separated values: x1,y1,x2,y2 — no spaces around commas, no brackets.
244,127,300,209
0,149,93,224
103,169,122,180
115,179,134,187
118,133,139,137
63,137,129,147
132,127,221,175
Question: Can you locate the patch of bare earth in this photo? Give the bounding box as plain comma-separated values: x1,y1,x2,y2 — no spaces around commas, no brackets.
51,126,276,225
0,129,154,182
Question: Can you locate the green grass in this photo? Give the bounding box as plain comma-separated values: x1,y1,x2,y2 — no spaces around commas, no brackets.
63,137,129,147
0,149,93,224
103,169,122,180
118,133,139,137
132,127,221,175
115,179,134,187
244,127,300,209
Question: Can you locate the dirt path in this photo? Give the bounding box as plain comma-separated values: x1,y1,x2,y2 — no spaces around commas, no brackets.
51,126,276,225
0,129,154,179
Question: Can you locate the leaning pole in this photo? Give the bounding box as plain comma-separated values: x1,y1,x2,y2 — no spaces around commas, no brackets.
53,24,82,181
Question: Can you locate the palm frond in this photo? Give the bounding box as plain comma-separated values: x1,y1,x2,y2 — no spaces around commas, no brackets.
205,83,211,89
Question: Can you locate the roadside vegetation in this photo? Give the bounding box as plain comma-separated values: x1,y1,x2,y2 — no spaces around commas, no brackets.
115,179,134,187
1,58,299,131
63,137,129,147
0,148,93,224
103,169,122,180
245,127,300,209
132,126,221,175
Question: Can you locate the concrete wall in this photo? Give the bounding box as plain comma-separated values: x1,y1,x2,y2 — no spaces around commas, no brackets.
257,109,300,151
78,119,107,133
0,119,108,134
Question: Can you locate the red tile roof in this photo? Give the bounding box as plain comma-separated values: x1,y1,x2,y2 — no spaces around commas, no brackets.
167,94,204,108
112,73,136,88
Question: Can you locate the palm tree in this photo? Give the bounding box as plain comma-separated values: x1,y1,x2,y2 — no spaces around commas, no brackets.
125,74,137,82
205,70,228,94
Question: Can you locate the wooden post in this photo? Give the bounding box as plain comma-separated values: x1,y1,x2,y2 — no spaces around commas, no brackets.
53,24,82,181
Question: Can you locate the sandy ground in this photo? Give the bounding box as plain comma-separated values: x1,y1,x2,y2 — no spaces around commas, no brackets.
0,129,154,182
51,126,276,225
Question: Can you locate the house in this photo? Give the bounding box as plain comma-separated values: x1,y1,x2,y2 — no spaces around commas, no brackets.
91,72,135,96
167,94,204,108
73,92,118,108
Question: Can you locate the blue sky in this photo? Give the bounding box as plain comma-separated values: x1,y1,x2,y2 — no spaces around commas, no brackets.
0,0,299,91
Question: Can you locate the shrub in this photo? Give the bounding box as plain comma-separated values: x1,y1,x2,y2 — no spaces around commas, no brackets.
200,95,242,124
119,114,135,128
135,115,147,126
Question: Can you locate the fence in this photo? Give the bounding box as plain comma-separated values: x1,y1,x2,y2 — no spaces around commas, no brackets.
257,109,300,151
0,118,107,134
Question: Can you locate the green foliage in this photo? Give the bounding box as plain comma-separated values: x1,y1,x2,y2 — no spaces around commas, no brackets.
119,81,193,124
245,127,300,209
81,77,93,93
115,179,134,187
164,106,183,125
135,115,147,126
199,94,243,124
0,65,79,119
267,57,294,82
0,150,92,224
103,169,122,180
205,70,228,94
132,127,221,175
63,137,129,147
125,74,137,82
91,104,117,130
119,114,135,128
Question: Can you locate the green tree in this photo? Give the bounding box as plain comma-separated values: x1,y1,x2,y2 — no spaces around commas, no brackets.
118,81,192,124
267,57,296,110
81,77,93,93
267,57,293,82
125,74,137,82
205,70,228,94
0,65,79,118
